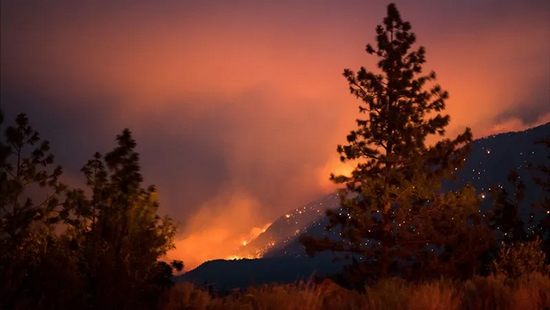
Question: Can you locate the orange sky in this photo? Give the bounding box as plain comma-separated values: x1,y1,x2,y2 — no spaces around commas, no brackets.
1,0,549,269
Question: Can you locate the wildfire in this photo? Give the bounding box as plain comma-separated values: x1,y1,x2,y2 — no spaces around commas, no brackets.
248,222,272,240
224,221,274,261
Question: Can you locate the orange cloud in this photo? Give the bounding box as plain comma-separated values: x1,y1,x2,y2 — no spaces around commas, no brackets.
2,1,548,269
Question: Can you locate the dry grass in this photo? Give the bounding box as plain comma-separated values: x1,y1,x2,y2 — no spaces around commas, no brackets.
163,273,550,310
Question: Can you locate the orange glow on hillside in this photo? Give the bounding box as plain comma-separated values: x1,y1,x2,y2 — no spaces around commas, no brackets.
165,189,274,270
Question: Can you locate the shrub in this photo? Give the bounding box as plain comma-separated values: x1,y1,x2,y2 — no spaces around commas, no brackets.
492,238,550,278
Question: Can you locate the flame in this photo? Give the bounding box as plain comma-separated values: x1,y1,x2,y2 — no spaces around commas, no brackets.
248,222,272,240
166,190,273,271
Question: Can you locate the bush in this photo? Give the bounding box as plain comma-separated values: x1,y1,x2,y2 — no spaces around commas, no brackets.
492,238,550,278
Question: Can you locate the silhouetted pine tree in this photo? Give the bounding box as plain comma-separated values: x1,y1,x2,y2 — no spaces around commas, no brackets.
485,170,529,243
1,110,182,309
300,3,494,282
534,137,550,225
533,136,550,259
62,129,182,310
486,136,550,254
0,111,72,308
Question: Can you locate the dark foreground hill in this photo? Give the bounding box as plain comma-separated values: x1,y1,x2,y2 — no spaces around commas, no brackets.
175,254,344,290
175,123,550,290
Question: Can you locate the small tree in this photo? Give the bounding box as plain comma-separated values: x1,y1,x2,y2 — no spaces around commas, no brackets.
532,135,550,260
62,129,182,309
301,3,493,282
533,136,550,225
0,111,67,308
485,170,529,244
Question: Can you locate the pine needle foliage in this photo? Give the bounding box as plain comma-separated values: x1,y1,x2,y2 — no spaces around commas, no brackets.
301,3,494,282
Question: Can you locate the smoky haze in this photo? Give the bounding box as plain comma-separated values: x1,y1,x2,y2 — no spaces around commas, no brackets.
1,0,549,269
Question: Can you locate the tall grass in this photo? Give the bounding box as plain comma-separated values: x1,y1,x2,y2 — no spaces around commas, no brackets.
163,273,550,310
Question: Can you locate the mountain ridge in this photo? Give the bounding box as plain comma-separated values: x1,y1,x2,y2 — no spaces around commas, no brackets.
176,122,550,289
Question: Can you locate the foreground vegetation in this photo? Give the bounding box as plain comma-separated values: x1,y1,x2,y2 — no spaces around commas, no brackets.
164,272,550,310
0,112,182,309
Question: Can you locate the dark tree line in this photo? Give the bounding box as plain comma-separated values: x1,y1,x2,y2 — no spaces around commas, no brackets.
301,3,549,287
0,111,182,310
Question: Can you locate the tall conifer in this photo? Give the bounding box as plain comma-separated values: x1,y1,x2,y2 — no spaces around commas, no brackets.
301,3,493,281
